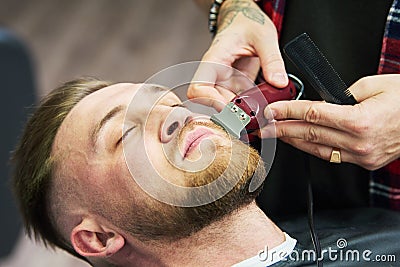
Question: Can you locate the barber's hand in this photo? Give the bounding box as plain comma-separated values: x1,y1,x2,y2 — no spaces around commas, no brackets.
260,74,400,170
188,0,288,111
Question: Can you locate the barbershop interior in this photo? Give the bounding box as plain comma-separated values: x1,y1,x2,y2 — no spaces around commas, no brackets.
1,0,400,266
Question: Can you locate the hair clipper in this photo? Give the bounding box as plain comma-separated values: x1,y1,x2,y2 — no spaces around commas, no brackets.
211,74,303,140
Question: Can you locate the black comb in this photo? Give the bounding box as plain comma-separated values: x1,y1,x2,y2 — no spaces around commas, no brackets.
283,33,357,105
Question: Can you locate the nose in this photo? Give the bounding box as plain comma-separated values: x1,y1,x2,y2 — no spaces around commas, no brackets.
160,108,192,143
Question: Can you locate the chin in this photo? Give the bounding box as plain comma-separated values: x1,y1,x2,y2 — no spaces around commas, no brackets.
170,138,266,237
184,137,265,203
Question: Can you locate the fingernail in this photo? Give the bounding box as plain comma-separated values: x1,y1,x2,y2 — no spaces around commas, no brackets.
264,105,277,119
271,73,288,86
258,124,277,139
270,108,277,119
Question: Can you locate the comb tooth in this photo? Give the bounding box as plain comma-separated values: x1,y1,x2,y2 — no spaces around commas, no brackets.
283,33,357,105
344,89,353,97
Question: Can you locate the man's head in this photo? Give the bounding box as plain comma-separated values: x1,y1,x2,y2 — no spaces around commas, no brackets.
12,78,266,265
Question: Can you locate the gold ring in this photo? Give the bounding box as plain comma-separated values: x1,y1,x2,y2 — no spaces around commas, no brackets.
329,148,341,163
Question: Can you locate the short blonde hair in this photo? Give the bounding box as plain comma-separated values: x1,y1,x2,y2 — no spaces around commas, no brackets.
11,77,111,261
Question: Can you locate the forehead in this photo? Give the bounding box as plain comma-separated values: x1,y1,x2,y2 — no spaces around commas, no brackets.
52,82,179,157
73,82,180,115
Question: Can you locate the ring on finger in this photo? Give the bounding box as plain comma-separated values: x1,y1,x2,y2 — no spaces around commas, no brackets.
329,148,341,164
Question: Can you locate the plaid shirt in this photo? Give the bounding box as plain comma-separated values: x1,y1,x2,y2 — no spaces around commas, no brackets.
258,0,400,210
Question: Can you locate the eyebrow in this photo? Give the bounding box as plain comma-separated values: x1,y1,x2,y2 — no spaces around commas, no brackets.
88,85,172,151
90,105,125,151
143,84,170,96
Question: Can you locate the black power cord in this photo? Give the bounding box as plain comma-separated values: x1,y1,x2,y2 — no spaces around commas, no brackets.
304,152,323,267
307,180,322,267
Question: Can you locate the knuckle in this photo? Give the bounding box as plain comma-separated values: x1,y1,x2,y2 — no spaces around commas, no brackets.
304,105,321,123
305,126,319,142
275,125,287,138
264,53,284,67
351,141,374,156
344,115,373,135
186,85,200,99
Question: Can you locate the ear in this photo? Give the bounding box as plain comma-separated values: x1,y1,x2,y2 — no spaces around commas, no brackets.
70,217,125,258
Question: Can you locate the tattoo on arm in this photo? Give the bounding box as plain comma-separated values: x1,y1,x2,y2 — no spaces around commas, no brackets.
218,0,265,33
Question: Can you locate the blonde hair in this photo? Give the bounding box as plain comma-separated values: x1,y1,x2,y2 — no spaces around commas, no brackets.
11,77,111,260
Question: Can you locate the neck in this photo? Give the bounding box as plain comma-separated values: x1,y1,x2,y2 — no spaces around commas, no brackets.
113,202,285,266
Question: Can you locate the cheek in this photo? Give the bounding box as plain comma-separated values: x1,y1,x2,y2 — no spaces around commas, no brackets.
123,134,185,189
123,138,152,177
110,152,151,203
142,132,165,168
143,135,184,182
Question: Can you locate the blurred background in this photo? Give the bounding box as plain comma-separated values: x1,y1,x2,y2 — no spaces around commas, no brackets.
0,0,210,96
0,0,210,266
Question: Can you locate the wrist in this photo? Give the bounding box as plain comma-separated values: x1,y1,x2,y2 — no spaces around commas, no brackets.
209,0,226,35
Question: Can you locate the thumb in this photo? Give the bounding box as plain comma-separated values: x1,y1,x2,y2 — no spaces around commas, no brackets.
253,32,288,88
187,60,235,111
187,83,229,112
348,75,398,103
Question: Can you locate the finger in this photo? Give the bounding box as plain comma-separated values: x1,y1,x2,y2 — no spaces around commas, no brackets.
188,60,234,111
199,46,257,93
253,30,288,88
260,120,361,152
187,83,230,112
348,74,399,102
255,123,276,139
279,137,353,164
267,100,359,132
283,136,400,171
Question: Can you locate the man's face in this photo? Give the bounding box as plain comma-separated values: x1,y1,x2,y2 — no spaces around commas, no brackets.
53,83,265,240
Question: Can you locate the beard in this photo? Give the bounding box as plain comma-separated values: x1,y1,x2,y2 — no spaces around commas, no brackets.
107,121,266,242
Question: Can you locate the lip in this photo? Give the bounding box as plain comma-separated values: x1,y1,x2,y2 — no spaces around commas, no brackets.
182,128,215,158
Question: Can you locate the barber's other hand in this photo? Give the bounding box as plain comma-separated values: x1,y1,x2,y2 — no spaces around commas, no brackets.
188,0,288,111
260,74,400,170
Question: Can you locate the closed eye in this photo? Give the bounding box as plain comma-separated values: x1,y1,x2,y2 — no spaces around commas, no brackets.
171,103,187,108
117,125,136,146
